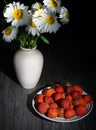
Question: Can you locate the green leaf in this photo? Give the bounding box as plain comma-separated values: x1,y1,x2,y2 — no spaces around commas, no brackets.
40,35,50,44
66,81,72,87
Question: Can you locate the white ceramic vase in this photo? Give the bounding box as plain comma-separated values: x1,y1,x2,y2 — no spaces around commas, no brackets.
13,46,44,89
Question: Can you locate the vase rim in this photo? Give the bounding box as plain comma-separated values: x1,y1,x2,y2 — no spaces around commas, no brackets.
20,46,37,51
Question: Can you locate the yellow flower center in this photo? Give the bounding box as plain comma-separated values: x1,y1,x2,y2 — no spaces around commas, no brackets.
50,0,58,8
66,11,70,20
37,13,42,20
46,15,55,25
4,27,12,35
13,9,23,20
36,5,42,10
31,21,36,28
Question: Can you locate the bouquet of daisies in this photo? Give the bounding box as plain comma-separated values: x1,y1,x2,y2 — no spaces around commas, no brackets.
2,0,69,48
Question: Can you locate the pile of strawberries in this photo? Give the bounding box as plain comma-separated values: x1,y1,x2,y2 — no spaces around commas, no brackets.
34,83,92,119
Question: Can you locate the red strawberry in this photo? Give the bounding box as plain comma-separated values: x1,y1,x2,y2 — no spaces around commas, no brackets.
73,97,87,106
70,103,74,109
66,86,74,94
64,108,76,118
71,90,81,99
43,88,56,96
37,102,49,114
47,108,58,118
84,94,92,104
73,85,83,94
35,94,44,104
49,102,58,109
54,83,64,93
59,98,71,109
43,96,53,104
53,93,65,102
57,108,64,118
75,105,87,116
65,94,73,102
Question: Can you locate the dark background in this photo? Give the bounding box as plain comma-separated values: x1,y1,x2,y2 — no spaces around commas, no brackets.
0,0,95,80
0,0,95,53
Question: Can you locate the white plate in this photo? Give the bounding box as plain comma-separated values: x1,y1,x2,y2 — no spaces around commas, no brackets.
32,86,93,122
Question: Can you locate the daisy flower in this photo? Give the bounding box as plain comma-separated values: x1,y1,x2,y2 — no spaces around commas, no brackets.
59,6,70,24
31,2,43,11
4,1,29,28
34,10,61,33
1,0,70,48
26,20,40,36
32,8,47,27
2,26,18,42
43,0,61,13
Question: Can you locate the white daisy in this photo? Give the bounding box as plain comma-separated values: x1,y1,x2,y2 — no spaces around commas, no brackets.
26,20,40,36
43,0,61,13
2,26,18,42
32,8,47,29
59,6,70,24
4,1,29,28
34,11,61,33
31,2,42,11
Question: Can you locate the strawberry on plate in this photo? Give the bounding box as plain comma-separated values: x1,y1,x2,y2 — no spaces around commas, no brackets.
83,94,92,104
37,102,50,114
35,94,44,104
71,90,81,99
75,105,87,116
49,102,58,109
47,108,58,118
73,85,83,94
57,108,64,118
64,108,76,118
43,88,56,96
43,96,53,104
59,98,71,109
73,96,87,106
53,93,65,102
54,83,64,93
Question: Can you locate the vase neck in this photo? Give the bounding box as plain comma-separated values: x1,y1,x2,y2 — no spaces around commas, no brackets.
20,46,37,51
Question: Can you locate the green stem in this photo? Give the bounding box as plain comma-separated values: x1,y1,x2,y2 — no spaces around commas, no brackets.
35,34,41,44
31,34,41,48
4,0,7,5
